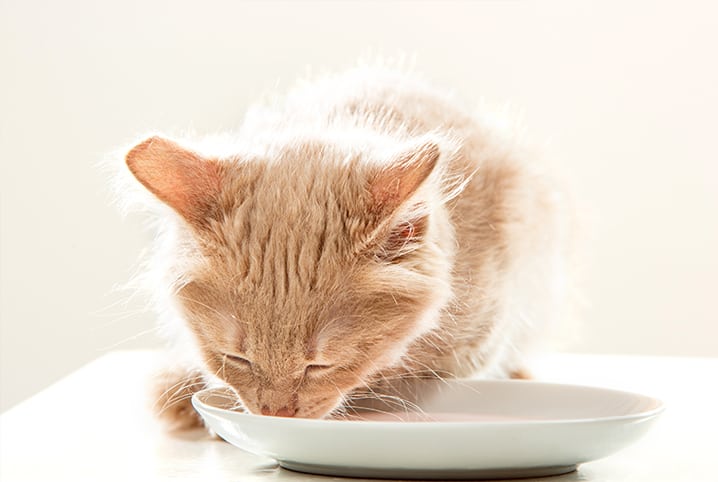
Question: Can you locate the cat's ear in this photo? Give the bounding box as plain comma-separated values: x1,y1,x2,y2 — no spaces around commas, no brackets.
369,140,441,218
125,136,223,225
366,140,443,260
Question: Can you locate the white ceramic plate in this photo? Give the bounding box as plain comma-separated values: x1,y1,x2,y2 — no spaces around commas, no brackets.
192,380,663,480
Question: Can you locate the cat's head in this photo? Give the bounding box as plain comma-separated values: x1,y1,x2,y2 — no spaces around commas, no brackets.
125,135,460,418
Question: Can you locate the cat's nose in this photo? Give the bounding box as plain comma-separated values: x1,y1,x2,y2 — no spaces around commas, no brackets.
261,405,296,417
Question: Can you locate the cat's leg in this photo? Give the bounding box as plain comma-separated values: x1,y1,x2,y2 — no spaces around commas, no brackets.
151,366,207,431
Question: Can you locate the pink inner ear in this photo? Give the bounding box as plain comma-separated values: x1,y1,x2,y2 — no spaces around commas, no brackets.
126,136,223,224
370,142,440,216
381,215,429,259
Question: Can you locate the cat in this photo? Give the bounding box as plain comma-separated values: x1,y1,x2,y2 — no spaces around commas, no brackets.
120,67,567,430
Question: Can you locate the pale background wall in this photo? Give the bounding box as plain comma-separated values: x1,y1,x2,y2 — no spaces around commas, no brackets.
1,0,716,412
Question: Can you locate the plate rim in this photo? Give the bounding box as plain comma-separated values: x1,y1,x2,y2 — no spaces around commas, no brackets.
192,379,665,427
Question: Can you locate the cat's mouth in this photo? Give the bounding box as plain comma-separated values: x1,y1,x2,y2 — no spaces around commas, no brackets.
225,391,342,420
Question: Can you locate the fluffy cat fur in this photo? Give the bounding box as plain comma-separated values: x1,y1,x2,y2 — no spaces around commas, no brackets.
120,67,567,428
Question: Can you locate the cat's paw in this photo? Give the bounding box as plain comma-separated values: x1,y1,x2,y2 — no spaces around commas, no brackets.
509,367,532,380
151,367,206,432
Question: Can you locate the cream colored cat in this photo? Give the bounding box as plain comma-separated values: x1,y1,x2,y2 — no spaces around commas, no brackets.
122,67,566,429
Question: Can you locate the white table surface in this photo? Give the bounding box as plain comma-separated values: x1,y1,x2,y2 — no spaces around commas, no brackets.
1,351,716,481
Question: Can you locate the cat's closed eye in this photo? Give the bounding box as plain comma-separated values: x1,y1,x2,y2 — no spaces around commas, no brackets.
225,354,252,368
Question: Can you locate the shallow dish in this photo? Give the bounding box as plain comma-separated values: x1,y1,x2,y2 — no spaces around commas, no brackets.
192,379,663,480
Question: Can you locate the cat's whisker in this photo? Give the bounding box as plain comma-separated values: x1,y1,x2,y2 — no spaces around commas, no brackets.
156,380,208,413
396,356,455,385
97,326,162,351
345,390,429,419
153,364,226,414
351,375,429,417
93,306,151,323
153,378,192,408
341,403,410,422
350,388,425,412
